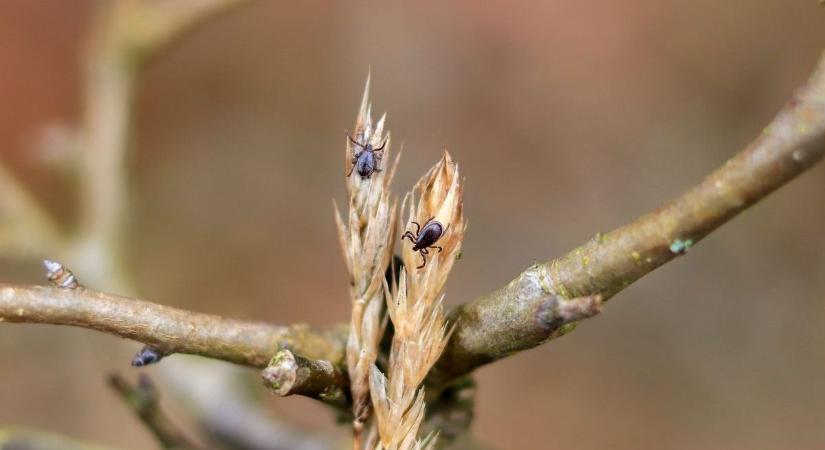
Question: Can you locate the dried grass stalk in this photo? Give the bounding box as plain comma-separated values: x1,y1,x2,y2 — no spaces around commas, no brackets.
335,75,399,444
370,154,466,450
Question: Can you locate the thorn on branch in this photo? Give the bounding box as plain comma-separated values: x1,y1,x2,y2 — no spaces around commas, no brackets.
43,259,79,289
262,349,349,409
132,345,166,367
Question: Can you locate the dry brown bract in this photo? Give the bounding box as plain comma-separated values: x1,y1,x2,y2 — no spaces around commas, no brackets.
369,154,466,450
335,75,400,443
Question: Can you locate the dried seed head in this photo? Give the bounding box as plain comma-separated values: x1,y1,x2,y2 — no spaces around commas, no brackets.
401,152,466,298
43,259,79,289
369,154,465,450
338,74,399,437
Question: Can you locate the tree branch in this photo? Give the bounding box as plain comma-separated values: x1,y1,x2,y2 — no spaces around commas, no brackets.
433,50,825,382
0,284,346,368
108,373,201,450
262,349,349,408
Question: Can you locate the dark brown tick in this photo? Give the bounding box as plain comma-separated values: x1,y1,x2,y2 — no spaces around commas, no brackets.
401,217,444,269
346,132,386,178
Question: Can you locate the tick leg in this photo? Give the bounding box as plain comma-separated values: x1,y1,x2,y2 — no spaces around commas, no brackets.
346,132,362,148
411,221,421,234
345,163,356,177
429,246,443,253
374,137,388,152
417,251,427,269
401,231,416,242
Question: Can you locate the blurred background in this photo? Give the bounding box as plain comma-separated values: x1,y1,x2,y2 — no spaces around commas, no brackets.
1,1,824,449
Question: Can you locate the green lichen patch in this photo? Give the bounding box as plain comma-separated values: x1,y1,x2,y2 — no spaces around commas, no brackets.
669,238,693,254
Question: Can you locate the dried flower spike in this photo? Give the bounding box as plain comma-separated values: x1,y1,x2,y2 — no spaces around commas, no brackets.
43,259,79,289
336,74,399,445
401,152,466,298
370,153,466,450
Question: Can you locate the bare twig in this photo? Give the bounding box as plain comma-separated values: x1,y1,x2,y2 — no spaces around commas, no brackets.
262,349,349,408
108,373,201,450
433,50,825,382
0,284,347,368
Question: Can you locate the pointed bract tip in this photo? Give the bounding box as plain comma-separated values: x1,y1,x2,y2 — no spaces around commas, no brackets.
42,259,61,274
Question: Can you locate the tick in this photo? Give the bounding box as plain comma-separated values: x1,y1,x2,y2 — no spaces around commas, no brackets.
346,133,387,179
401,218,444,269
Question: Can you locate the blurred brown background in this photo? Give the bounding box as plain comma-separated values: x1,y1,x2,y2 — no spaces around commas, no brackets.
1,1,825,449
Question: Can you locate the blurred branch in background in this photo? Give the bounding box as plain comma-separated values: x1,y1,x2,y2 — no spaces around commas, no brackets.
108,373,202,450
75,0,252,290
160,358,333,450
0,160,64,258
0,427,112,450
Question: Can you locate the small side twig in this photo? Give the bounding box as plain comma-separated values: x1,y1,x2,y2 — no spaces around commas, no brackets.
108,373,201,450
262,349,349,408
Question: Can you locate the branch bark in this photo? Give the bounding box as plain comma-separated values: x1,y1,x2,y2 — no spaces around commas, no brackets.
0,284,346,368
433,50,825,382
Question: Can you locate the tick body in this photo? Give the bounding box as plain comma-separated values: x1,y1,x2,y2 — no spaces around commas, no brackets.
347,133,386,178
401,218,444,269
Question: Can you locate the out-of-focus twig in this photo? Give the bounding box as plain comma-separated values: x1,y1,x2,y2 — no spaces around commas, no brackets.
0,426,111,450
0,284,347,368
74,0,252,290
0,162,63,258
108,373,201,450
433,50,825,383
160,358,333,450
262,349,349,408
